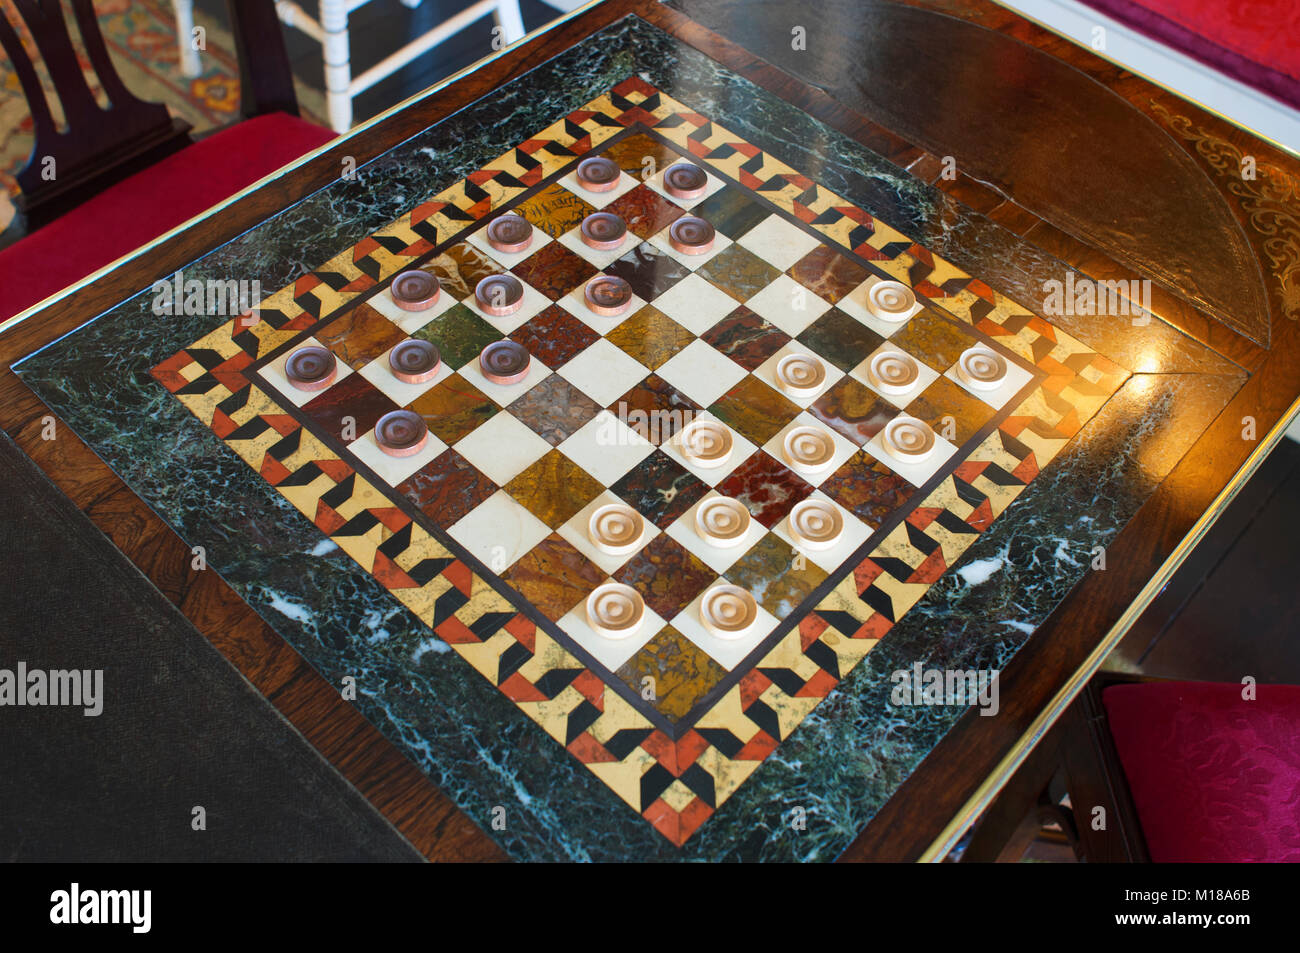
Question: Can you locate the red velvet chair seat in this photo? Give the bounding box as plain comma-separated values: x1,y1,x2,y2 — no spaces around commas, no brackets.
1,112,335,322
1104,681,1300,862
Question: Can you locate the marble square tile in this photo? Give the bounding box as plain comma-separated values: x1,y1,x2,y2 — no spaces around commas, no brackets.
744,273,832,337
762,412,860,488
796,306,887,373
459,351,553,408
506,374,602,446
864,420,960,487
409,302,503,370
772,490,876,575
643,161,727,209
690,185,771,240
358,343,453,407
556,410,655,487
557,489,661,575
508,303,601,369
464,216,555,270
406,372,498,445
652,272,743,335
397,449,498,526
698,306,790,372
850,342,942,409
817,449,915,528
786,244,873,306
604,183,687,239
300,372,398,443
504,532,606,622
647,222,733,270
888,310,980,371
556,281,649,335
736,213,822,270
556,338,651,407
807,375,904,446
453,411,552,485
715,451,816,529
613,533,717,619
709,374,803,447
556,167,640,208
349,425,447,487
604,304,694,371
262,335,354,407
425,242,507,300
905,373,998,446
722,533,828,618
448,489,552,573
664,490,767,575
604,242,692,301
510,181,597,238
671,584,779,671
507,240,597,301
655,338,749,407
611,373,700,446
754,341,845,409
316,302,407,370
613,626,728,723
504,448,607,529
695,242,783,302
607,449,709,529
557,593,665,672
838,273,925,337
660,410,759,486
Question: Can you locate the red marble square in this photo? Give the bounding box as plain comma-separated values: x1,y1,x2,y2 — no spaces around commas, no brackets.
614,534,716,619
301,372,399,442
787,245,872,305
699,306,790,372
716,451,815,528
605,184,686,239
398,449,497,526
510,241,597,300
819,451,914,527
505,533,605,621
509,304,601,368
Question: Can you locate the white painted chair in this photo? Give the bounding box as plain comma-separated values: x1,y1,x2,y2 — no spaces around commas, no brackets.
173,0,530,132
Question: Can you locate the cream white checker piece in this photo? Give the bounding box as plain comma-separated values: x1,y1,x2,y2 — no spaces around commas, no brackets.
661,411,759,486
557,588,667,671
647,223,733,270
665,490,767,575
453,411,551,485
838,273,927,339
557,226,641,270
556,410,655,488
367,280,458,331
772,490,875,575
464,217,555,269
348,426,447,487
448,489,552,573
556,282,649,334
744,273,832,337
556,168,640,208
754,341,844,408
945,350,1036,409
643,162,727,209
557,490,661,576
736,213,822,271
762,413,859,488
652,272,741,335
460,276,551,335
556,338,651,407
459,351,553,408
655,338,748,407
850,342,941,409
262,335,354,408
863,423,960,487
670,583,780,671
358,343,454,408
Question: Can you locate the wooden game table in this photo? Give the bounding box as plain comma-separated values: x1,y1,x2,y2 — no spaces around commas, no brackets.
2,0,1297,862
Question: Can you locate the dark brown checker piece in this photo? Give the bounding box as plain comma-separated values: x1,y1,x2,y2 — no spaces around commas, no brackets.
375,409,429,457
390,270,441,311
580,211,628,250
284,346,337,391
584,275,634,317
480,340,530,385
662,161,708,200
475,274,524,317
668,215,715,254
574,155,621,192
388,339,441,384
485,213,534,254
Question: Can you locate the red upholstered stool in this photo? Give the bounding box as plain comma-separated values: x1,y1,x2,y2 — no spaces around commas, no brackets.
1103,681,1300,862
0,112,334,322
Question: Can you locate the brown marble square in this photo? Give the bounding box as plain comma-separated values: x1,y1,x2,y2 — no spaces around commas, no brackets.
709,375,801,446
507,374,602,446
614,534,716,619
902,374,996,446
601,133,684,176
608,450,708,529
605,184,685,240
505,533,604,621
888,310,979,371
407,373,498,445
605,242,691,301
504,449,605,528
819,450,915,527
301,373,398,442
787,245,872,305
808,377,902,445
511,182,596,238
398,449,497,526
796,307,886,372
510,241,597,300
724,533,828,617
605,305,694,370
508,304,601,369
316,303,406,370
610,374,700,445
716,452,815,528
699,306,790,372
615,626,727,721
421,242,506,300
696,243,782,302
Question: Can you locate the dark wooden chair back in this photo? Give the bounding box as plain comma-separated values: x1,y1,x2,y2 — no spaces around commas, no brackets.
0,0,301,229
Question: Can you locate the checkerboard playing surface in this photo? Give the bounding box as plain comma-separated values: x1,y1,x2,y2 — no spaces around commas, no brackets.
153,76,1126,847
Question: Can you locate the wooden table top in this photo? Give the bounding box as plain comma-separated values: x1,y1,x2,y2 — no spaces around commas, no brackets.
2,0,1297,861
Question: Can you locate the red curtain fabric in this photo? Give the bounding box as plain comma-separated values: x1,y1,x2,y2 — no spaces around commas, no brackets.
1104,681,1300,862
1,113,334,322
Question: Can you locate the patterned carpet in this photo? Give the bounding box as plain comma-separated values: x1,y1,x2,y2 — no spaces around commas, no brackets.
0,0,325,227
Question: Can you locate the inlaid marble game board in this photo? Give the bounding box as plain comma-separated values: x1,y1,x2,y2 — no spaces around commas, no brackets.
144,76,1125,851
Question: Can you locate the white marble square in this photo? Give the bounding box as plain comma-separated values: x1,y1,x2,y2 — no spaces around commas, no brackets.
660,411,759,486
762,413,859,488
261,336,353,407
458,352,553,407
643,162,727,210
772,490,876,574
655,338,749,407
557,592,666,671
368,282,458,332
453,412,552,485
945,350,1037,409
556,410,655,487
651,272,741,335
671,583,779,671
838,273,925,338
556,168,640,208
348,426,447,486
665,490,767,575
557,490,661,575
557,226,641,270
850,343,942,409
464,219,554,270
646,223,733,270
358,344,454,408
863,422,960,487
744,274,831,336
753,341,844,408
556,338,651,407
448,489,552,572
556,281,649,334
461,279,551,334
736,213,822,270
